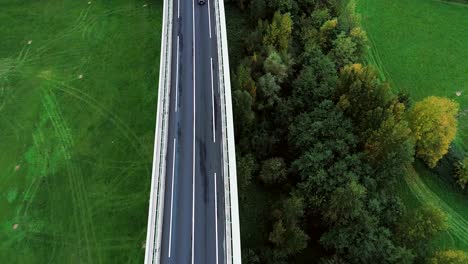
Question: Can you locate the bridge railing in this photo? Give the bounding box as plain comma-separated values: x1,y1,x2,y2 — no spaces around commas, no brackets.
213,0,242,263
144,0,173,261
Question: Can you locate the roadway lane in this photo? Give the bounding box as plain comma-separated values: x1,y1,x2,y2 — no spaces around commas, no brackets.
159,0,226,262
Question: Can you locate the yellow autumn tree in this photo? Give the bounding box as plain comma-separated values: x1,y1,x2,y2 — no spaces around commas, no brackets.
409,96,459,168
319,18,338,47
263,12,292,52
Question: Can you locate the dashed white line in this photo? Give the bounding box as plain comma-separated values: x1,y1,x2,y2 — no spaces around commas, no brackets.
175,36,180,113
178,0,180,18
192,0,196,262
208,0,212,38
168,138,177,257
214,172,219,264
211,57,215,143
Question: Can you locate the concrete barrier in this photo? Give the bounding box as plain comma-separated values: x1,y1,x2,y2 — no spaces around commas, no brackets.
213,0,242,263
144,0,173,262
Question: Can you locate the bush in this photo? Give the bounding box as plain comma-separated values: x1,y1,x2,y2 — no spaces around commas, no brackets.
455,157,468,189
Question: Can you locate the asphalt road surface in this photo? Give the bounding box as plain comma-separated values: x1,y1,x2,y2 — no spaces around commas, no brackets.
159,0,226,263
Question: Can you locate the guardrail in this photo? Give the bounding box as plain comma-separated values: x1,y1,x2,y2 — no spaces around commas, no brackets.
213,0,242,263
144,0,173,261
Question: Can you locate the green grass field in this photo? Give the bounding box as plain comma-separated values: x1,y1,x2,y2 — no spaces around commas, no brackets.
356,0,468,253
0,0,162,262
402,164,468,252
356,0,468,151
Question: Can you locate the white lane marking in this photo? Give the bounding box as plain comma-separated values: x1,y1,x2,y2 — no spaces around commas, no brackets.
175,36,180,112
192,0,196,262
168,138,177,257
210,57,215,143
214,172,219,264
178,0,180,18
207,0,212,38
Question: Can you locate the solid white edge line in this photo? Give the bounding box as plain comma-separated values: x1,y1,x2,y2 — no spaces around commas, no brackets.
192,0,196,263
214,172,219,264
175,36,180,113
211,57,216,143
208,0,212,38
168,138,177,257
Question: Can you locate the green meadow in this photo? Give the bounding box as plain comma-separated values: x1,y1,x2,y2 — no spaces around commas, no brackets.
356,0,468,253
357,0,468,151
0,0,161,262
402,164,468,252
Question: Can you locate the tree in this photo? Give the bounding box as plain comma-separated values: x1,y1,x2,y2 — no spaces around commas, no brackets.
349,27,368,58
289,100,369,214
269,219,287,245
338,0,359,31
257,73,281,110
364,104,414,185
319,255,347,264
259,157,287,185
321,217,414,264
236,154,256,200
235,61,257,99
230,0,250,10
397,206,448,256
280,194,305,226
409,96,459,168
263,51,288,83
455,157,468,189
329,32,358,69
288,97,412,263
263,12,293,52
268,194,308,260
430,250,468,264
319,18,338,50
267,0,293,13
295,0,325,15
242,249,261,264
336,64,393,136
232,89,254,139
323,181,366,225
336,64,415,185
248,0,267,20
289,48,337,113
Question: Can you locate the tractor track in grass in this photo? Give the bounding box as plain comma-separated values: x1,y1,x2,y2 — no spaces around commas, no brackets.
41,86,102,264
405,167,468,247
355,0,468,250
0,1,162,261
47,79,151,165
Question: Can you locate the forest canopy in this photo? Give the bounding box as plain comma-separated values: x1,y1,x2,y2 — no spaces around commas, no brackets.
226,0,461,262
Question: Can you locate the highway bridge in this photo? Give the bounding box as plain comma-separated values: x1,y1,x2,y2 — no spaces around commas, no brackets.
144,0,241,263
